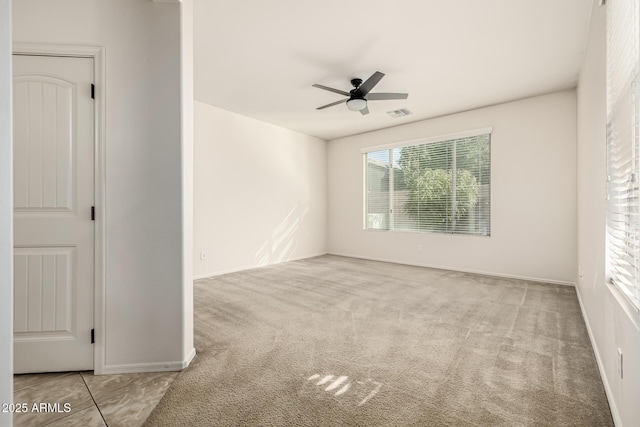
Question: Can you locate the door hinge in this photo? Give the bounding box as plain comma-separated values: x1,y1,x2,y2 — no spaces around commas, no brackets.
91,84,95,100
91,329,95,344
91,206,95,221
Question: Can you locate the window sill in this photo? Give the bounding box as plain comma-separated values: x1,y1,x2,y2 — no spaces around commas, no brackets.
363,228,491,238
606,281,640,332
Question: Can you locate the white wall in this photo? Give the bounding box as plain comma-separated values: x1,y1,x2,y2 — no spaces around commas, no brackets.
0,0,13,424
13,0,193,373
193,101,327,278
576,2,640,426
328,91,577,284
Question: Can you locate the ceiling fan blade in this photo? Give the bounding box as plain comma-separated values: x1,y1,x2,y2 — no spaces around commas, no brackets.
367,92,408,101
317,98,347,110
312,84,350,97
354,71,385,97
359,105,370,115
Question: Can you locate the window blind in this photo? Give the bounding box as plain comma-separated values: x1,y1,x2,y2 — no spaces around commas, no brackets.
606,0,640,309
365,133,490,236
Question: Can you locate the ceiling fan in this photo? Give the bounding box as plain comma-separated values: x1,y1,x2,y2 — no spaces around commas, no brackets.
313,71,408,115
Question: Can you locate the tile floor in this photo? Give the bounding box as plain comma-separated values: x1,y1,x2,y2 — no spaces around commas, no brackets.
12,370,177,426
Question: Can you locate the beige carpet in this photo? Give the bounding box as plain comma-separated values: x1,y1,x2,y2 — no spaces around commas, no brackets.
144,255,613,426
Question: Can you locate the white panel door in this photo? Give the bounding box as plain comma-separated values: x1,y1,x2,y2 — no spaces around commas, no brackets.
13,55,94,373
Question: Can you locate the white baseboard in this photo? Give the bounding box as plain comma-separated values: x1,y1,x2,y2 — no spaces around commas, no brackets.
327,252,576,286
99,347,196,375
575,286,622,427
182,347,196,368
193,252,328,280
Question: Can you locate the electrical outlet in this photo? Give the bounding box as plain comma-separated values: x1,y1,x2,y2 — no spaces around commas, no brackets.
200,251,207,261
417,244,423,252
618,348,624,379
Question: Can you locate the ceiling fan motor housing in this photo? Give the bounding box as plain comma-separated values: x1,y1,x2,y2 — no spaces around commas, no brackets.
349,79,365,101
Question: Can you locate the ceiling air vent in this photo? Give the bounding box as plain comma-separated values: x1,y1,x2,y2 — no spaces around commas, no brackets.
387,108,412,118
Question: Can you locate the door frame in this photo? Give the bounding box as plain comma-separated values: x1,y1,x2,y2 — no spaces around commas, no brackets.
12,43,107,374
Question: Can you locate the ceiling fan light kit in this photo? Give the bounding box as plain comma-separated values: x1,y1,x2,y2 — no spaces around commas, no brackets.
313,71,408,116
346,98,367,111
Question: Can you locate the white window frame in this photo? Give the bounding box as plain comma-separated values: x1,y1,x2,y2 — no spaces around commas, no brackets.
362,127,492,236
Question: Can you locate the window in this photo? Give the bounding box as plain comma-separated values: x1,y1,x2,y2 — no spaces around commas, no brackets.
606,0,640,309
364,129,491,236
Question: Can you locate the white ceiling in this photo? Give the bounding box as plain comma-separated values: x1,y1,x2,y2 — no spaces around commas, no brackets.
194,0,592,141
